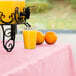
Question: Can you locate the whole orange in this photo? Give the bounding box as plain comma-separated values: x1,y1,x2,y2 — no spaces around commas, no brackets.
45,32,57,44
36,31,44,45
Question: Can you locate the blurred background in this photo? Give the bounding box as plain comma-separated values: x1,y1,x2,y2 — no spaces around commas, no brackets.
19,0,76,30
0,0,76,61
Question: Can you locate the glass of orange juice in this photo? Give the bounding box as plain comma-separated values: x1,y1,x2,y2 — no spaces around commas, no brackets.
23,27,37,49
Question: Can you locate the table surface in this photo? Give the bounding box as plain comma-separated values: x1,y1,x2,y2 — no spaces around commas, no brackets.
0,41,75,76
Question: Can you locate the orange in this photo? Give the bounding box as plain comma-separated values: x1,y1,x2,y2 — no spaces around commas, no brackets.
45,32,57,44
36,31,44,45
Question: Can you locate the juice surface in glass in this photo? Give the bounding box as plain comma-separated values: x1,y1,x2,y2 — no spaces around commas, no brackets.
23,29,37,49
0,0,25,24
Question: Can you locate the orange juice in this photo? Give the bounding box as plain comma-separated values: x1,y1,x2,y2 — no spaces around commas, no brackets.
0,0,25,24
23,29,37,49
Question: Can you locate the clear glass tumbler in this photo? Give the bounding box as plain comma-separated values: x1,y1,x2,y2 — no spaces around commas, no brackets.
23,27,37,49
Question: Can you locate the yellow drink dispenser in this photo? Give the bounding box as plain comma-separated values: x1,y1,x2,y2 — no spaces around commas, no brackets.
0,0,33,52
0,0,26,24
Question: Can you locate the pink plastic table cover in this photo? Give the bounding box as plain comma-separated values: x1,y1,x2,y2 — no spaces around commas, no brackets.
0,41,75,76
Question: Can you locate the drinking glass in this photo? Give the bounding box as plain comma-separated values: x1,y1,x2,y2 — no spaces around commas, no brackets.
23,27,37,49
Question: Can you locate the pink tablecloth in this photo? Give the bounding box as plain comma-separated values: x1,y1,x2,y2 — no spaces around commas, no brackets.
0,41,75,76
